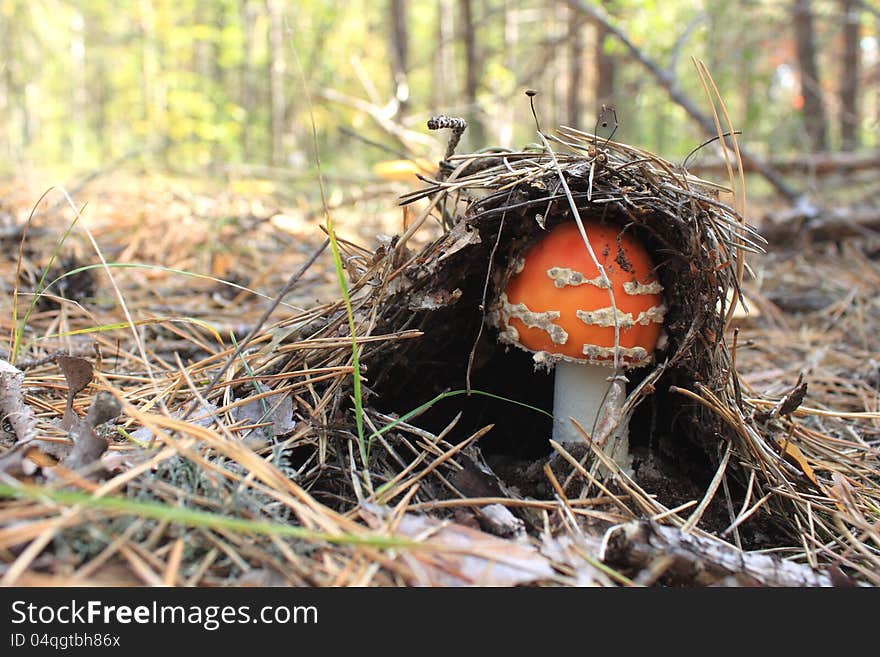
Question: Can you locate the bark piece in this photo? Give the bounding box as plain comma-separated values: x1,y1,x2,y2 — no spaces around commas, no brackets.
0,359,37,445
600,520,841,587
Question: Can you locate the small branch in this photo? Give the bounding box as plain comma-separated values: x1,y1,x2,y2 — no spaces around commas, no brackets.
181,238,330,422
567,0,801,201
761,204,880,243
690,150,880,176
317,87,437,154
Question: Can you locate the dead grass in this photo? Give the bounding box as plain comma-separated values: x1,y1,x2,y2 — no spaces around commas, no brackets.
0,132,878,587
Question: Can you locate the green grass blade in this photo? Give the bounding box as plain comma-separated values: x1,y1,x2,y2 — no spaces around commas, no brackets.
0,482,415,550
43,317,223,344
11,191,82,364
324,220,367,465
291,40,367,467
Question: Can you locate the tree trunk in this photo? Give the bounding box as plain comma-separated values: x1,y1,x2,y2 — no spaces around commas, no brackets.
566,3,583,128
267,0,286,166
567,0,802,201
792,0,828,151
240,0,257,161
193,1,209,80
90,21,108,162
594,1,615,113
499,0,518,146
876,12,880,133
140,1,169,164
210,1,225,161
431,0,455,111
389,0,409,119
2,4,34,155
839,0,861,151
0,9,10,162
70,9,87,162
458,0,485,147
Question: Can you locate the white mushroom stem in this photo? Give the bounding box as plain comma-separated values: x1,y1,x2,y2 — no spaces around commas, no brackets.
551,361,630,470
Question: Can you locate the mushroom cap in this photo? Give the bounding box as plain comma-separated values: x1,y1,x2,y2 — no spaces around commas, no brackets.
498,220,665,366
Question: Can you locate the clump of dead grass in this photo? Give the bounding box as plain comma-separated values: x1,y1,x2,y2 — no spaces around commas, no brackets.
1,128,878,587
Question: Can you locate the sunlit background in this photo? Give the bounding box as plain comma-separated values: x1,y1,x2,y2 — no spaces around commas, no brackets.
1,2,880,590
1,0,877,183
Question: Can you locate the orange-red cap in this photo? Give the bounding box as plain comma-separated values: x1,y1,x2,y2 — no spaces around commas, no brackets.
498,221,665,366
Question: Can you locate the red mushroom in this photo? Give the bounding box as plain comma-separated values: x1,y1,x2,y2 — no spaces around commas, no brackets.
496,220,665,468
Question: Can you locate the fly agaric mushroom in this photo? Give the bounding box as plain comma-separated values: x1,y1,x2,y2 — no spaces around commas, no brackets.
496,220,665,468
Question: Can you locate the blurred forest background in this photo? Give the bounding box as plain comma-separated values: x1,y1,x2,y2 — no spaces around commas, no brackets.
2,0,880,590
0,0,877,190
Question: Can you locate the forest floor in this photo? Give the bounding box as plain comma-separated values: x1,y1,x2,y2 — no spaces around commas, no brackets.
1,167,878,587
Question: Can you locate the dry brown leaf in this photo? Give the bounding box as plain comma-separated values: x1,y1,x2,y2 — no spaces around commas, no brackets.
775,436,819,488
56,355,93,431
828,472,859,516
24,446,58,468
59,391,120,473
233,385,295,444
129,401,218,444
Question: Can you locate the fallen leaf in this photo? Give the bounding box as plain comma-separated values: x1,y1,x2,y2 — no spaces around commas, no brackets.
233,385,295,444
60,391,120,473
60,423,108,472
129,401,218,444
84,390,122,427
775,436,819,488
24,447,57,468
56,355,93,430
828,472,860,517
